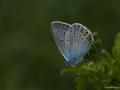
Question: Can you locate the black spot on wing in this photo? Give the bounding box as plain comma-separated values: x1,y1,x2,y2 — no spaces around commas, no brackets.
60,40,63,42
79,35,81,37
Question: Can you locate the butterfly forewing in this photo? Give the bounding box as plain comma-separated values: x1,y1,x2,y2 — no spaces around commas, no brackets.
51,21,71,61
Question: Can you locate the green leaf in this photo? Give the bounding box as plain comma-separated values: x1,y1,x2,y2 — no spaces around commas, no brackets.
61,32,120,90
112,32,120,61
76,76,97,90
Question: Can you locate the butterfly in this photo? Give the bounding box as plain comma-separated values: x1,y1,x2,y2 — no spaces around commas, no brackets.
51,21,94,66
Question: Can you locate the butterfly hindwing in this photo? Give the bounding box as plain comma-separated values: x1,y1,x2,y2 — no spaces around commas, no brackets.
65,23,93,65
76,24,93,59
65,24,80,64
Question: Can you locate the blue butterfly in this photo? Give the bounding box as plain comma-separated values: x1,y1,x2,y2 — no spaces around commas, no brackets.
51,21,94,66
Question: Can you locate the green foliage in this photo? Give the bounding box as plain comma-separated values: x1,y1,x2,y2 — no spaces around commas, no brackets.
61,32,120,90
112,32,120,61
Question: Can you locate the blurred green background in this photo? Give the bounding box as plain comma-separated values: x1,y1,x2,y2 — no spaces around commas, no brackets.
0,0,120,90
